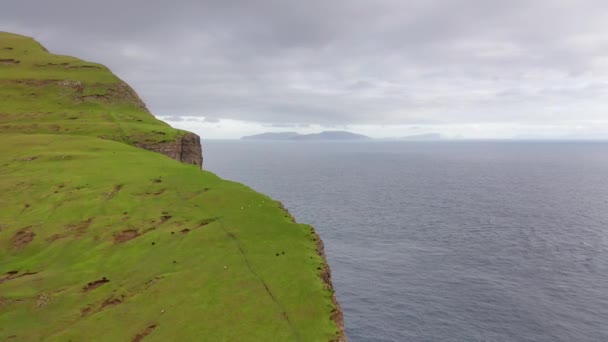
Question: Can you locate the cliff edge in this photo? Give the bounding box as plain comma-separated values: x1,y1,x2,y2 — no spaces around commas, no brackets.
0,31,202,168
0,31,343,341
136,132,203,168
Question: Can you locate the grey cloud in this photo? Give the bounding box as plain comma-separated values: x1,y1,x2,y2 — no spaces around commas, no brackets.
202,117,221,123
160,115,185,122
2,0,608,127
264,123,311,129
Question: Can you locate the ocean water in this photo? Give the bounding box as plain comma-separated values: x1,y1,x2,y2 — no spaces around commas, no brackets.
203,141,608,342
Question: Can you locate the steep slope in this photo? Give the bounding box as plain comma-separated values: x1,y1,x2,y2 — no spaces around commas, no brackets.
0,32,344,341
0,32,201,167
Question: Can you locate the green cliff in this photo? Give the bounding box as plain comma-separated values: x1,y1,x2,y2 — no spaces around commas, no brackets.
0,32,344,341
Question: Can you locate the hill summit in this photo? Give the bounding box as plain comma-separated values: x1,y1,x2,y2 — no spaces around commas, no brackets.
0,32,201,167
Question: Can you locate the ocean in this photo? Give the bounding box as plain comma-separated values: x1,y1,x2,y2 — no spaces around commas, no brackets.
203,140,608,342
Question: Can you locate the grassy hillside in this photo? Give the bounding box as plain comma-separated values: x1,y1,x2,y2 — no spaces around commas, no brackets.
0,33,342,341
0,32,184,145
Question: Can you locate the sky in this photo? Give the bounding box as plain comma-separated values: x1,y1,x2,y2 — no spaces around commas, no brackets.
3,0,608,139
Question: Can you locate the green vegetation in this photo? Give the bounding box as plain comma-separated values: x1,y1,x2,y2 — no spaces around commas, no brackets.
0,31,184,145
0,32,341,341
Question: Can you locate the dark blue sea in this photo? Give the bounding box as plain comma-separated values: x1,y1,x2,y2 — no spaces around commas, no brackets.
203,141,608,342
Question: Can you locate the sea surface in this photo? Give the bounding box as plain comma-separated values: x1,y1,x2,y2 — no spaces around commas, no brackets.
203,140,608,342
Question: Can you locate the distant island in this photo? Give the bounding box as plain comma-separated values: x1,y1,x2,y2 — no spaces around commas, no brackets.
242,131,371,141
242,131,445,141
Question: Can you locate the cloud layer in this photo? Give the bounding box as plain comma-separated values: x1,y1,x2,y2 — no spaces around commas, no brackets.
3,0,608,137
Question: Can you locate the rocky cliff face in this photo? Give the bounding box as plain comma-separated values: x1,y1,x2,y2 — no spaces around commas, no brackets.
136,132,203,168
112,82,203,168
0,32,204,169
278,202,347,341
110,71,204,168
317,235,347,342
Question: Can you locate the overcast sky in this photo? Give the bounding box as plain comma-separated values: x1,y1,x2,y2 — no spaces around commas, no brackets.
3,0,608,139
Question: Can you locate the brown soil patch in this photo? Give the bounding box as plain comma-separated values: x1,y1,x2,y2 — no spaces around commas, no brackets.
100,295,124,310
142,213,173,234
106,184,123,199
68,218,94,234
1,79,56,87
35,62,69,67
113,229,140,244
0,271,38,285
46,234,63,242
179,217,218,235
12,228,35,249
80,305,93,316
0,58,20,65
81,294,125,317
68,65,102,69
199,217,218,227
80,94,109,101
82,278,109,292
47,218,94,242
132,324,158,342
143,276,164,290
37,63,97,69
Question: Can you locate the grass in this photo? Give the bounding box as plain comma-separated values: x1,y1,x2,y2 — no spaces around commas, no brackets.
0,31,183,145
0,32,341,341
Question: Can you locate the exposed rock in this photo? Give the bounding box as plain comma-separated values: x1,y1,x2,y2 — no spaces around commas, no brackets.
136,133,203,168
57,80,83,91
316,233,347,342
106,82,150,112
59,79,204,167
277,201,346,341
87,80,204,168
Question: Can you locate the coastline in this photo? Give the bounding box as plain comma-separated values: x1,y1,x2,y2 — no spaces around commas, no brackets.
278,202,346,341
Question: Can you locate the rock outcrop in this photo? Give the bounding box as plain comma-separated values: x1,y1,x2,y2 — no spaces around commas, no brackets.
136,132,203,168
317,234,347,342
0,32,204,169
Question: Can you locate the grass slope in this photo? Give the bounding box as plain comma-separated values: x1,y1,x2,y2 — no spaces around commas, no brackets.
0,32,340,341
0,32,184,145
